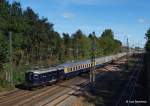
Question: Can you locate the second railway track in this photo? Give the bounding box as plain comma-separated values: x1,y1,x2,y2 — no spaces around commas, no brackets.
115,55,144,106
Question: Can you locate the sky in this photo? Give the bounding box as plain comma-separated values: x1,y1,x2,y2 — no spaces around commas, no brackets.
9,0,150,48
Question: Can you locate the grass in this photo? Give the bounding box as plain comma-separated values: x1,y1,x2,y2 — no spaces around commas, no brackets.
0,63,30,92
0,79,14,92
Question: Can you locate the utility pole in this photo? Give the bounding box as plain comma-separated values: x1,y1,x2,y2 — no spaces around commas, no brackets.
74,37,79,61
126,37,129,70
9,32,13,83
9,4,13,85
90,32,96,92
76,39,79,61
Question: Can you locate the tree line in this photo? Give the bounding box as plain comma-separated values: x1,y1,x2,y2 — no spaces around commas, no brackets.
0,0,122,89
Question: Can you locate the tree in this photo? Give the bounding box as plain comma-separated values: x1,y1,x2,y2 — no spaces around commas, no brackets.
0,32,8,70
63,33,71,57
101,29,114,39
72,29,91,60
99,29,122,55
145,28,150,52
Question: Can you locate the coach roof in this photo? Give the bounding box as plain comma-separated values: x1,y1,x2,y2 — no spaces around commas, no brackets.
59,59,91,68
28,66,63,74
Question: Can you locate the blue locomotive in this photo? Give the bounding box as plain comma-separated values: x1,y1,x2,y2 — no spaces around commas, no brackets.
25,53,126,88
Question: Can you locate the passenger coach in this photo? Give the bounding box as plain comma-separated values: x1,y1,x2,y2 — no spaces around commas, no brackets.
25,53,127,89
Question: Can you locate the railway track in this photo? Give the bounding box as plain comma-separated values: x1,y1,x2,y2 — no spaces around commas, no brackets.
115,56,143,106
19,77,88,106
0,77,86,106
41,81,89,106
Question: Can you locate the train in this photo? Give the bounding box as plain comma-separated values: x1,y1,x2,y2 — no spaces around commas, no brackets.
25,53,127,89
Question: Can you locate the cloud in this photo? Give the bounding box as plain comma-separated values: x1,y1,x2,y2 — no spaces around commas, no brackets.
62,12,75,19
138,18,146,24
137,17,150,24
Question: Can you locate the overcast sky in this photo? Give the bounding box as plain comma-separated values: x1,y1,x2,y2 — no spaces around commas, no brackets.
9,0,150,48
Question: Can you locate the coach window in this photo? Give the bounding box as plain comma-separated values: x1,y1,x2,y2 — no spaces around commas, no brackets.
34,74,38,79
